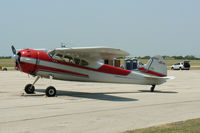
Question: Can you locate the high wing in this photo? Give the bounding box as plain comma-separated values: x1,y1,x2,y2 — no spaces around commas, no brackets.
51,46,129,61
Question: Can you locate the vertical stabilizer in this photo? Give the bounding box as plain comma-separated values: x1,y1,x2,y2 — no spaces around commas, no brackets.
142,55,167,77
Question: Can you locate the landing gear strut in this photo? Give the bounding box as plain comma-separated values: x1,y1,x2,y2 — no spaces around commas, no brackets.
24,76,57,97
24,76,40,94
150,85,156,92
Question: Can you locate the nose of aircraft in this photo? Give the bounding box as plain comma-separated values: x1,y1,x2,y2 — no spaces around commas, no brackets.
11,45,22,71
11,54,19,61
16,48,40,75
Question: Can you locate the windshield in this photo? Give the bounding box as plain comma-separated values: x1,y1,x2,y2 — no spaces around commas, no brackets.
48,50,55,58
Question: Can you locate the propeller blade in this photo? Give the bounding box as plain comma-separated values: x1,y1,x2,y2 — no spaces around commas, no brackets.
11,45,17,55
16,59,22,71
11,45,22,71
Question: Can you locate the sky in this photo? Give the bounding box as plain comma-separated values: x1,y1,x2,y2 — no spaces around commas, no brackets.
0,0,200,57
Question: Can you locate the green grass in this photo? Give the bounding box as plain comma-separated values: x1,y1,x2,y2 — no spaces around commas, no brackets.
125,118,200,133
0,58,15,67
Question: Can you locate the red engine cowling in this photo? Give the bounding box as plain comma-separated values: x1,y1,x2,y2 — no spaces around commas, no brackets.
17,49,39,74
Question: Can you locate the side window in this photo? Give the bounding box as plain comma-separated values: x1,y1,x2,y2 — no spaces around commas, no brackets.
52,54,89,66
73,58,88,66
80,60,89,66
74,58,81,65
63,55,73,63
53,54,64,61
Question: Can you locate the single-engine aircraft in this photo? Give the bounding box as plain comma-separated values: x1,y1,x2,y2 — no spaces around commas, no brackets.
11,45,173,97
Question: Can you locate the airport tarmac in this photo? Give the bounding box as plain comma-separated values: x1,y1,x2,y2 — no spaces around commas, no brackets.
0,70,200,133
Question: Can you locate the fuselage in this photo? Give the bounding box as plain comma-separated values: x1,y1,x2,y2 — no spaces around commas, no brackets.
16,49,167,85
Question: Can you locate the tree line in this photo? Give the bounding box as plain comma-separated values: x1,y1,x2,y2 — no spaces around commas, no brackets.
0,56,11,59
137,55,200,60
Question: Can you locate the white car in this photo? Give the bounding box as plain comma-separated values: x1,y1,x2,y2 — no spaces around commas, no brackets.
171,61,190,70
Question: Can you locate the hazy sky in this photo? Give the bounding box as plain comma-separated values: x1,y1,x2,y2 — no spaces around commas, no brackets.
0,0,200,57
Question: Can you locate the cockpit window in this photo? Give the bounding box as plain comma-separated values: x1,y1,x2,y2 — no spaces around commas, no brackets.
49,51,89,66
73,58,80,65
48,50,55,58
63,55,73,63
80,60,88,66
56,54,63,57
53,54,64,61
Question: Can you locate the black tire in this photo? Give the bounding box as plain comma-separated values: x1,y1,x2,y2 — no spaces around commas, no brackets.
3,68,7,71
171,67,174,70
24,84,35,94
45,86,56,97
179,67,182,70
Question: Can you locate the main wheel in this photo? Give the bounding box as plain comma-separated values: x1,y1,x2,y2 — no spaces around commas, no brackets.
24,84,35,94
45,86,56,97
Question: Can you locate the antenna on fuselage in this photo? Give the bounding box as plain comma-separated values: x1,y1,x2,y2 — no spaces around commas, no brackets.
61,42,66,48
61,42,72,48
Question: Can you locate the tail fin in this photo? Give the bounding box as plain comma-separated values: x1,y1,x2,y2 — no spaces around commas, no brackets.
139,55,167,77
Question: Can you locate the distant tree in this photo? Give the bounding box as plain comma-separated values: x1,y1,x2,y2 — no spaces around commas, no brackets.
171,56,184,60
0,56,11,59
162,55,170,59
184,55,200,60
141,56,150,59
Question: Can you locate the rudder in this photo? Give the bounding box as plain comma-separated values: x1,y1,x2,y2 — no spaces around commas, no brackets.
143,55,167,77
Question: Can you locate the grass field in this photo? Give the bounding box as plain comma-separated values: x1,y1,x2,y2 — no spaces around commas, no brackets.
125,118,200,133
0,58,200,70
0,58,14,67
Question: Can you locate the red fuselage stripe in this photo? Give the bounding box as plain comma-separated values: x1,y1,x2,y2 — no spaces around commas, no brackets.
37,65,89,77
97,64,131,75
21,62,89,77
138,67,166,77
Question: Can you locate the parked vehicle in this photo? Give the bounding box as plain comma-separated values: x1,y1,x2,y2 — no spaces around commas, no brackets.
0,66,8,71
2,67,8,71
171,61,190,70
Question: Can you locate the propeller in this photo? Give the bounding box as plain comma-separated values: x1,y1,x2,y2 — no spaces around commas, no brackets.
11,45,17,55
11,45,22,71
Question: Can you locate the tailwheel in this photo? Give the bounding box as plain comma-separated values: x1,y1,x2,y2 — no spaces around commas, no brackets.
150,85,156,92
24,84,35,94
45,86,56,97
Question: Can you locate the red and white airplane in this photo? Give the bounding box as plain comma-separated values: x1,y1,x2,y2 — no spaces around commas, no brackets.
11,45,173,97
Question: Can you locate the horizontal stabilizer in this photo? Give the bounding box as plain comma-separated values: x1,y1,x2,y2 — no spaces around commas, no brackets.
144,74,175,80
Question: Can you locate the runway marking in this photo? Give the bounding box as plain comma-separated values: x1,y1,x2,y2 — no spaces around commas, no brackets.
1,99,200,124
